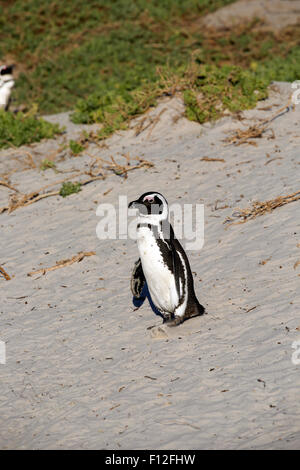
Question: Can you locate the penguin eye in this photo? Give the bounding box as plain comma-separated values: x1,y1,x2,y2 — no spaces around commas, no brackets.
143,196,154,204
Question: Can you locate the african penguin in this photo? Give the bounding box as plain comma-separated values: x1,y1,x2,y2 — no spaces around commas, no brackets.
0,65,15,111
129,191,205,326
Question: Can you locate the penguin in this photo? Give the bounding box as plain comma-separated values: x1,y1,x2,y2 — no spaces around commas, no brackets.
129,191,205,326
0,64,15,111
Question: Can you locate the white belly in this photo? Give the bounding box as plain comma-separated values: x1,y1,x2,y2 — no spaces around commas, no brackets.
137,226,179,313
0,82,14,108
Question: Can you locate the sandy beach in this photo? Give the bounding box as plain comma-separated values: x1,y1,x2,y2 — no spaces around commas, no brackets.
0,79,299,449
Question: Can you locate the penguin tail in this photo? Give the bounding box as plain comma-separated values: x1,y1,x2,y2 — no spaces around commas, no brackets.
196,301,205,316
185,298,205,321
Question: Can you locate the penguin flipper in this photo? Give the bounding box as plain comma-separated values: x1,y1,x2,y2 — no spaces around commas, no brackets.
131,258,146,299
131,259,164,318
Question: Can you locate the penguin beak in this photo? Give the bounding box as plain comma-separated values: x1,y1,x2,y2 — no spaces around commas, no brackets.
128,199,148,215
128,200,137,209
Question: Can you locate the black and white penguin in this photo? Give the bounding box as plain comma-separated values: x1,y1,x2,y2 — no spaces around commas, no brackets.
129,191,205,326
0,64,15,111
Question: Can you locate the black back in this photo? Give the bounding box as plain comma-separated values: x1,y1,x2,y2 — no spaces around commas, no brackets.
153,220,204,317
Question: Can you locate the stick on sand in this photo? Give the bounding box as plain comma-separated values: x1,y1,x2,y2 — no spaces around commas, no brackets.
0,266,11,280
27,251,96,277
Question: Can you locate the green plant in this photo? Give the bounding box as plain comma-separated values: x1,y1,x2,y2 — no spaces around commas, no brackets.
183,63,270,124
59,181,82,198
69,140,84,155
40,159,57,171
0,110,62,149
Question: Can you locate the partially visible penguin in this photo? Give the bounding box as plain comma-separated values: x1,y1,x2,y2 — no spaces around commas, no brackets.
0,64,15,111
129,191,205,326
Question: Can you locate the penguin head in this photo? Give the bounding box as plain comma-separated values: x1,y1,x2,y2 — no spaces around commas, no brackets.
128,192,168,223
0,64,15,90
0,65,14,76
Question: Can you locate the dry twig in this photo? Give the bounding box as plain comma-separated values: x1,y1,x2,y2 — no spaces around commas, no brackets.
91,154,153,179
134,108,167,137
201,157,225,162
27,251,96,277
225,190,300,226
0,180,19,192
0,266,11,281
5,190,60,214
0,154,153,214
224,101,294,146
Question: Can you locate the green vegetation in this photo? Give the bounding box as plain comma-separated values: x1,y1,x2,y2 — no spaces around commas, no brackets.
59,181,82,197
69,139,84,155
183,63,269,123
72,45,300,134
40,159,57,171
0,0,235,114
69,19,300,134
0,0,299,142
183,46,300,123
0,109,62,149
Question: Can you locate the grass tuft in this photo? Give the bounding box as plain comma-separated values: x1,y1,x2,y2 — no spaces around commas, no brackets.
69,139,84,155
59,181,82,197
0,109,62,149
40,159,57,171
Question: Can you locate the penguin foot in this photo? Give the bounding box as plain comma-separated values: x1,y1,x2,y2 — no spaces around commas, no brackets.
166,316,184,327
162,312,174,323
166,309,204,327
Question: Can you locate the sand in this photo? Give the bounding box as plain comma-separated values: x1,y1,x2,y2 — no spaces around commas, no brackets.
203,0,300,31
0,81,300,449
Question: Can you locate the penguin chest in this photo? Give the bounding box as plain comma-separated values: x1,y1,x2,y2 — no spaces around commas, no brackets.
0,82,14,108
137,227,179,313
